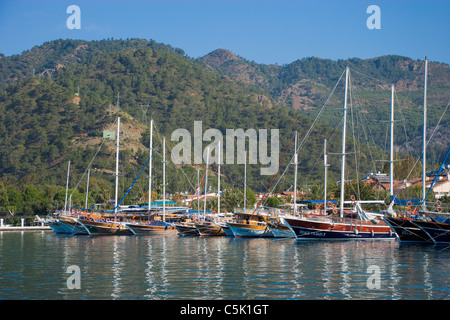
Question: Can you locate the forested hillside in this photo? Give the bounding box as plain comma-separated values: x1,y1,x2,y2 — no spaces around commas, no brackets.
0,38,448,216
0,39,339,216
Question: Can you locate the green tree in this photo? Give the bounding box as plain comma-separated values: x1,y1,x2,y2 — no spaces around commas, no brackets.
265,196,281,208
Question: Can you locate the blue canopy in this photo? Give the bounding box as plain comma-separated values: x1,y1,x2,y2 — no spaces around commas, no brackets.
140,200,177,206
296,200,338,204
390,196,421,206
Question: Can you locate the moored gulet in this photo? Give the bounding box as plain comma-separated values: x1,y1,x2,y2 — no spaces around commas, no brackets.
47,218,67,234
282,67,396,241
194,143,230,237
226,212,274,238
176,145,219,237
383,58,450,245
195,221,226,236
410,218,450,245
383,199,435,243
125,222,176,235
125,214,178,235
77,117,129,236
381,79,433,243
124,133,179,236
58,215,89,235
219,222,234,236
283,213,395,240
384,215,433,243
224,147,277,238
266,219,295,238
175,222,200,236
77,216,133,235
195,214,235,236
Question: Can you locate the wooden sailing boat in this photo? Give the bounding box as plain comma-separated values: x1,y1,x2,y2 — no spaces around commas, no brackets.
196,219,226,236
266,132,298,238
176,146,218,236
47,218,67,234
78,217,132,235
57,215,89,235
383,75,434,243
47,161,90,235
409,217,450,245
58,162,90,235
223,150,275,238
77,117,133,235
282,67,396,241
411,146,450,244
125,123,177,235
194,142,229,236
226,211,274,238
265,219,294,238
384,57,450,245
175,221,199,236
48,161,75,234
387,147,450,244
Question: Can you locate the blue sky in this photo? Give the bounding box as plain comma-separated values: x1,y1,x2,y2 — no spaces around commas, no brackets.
0,0,448,64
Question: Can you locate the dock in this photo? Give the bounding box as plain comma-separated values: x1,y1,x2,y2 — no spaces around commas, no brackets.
0,226,51,231
0,217,51,231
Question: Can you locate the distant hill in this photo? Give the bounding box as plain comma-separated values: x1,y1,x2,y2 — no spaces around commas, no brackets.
0,39,343,214
198,49,450,164
0,38,448,215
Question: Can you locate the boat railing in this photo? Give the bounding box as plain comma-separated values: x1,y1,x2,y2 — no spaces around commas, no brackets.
296,213,385,226
298,213,333,223
231,219,267,227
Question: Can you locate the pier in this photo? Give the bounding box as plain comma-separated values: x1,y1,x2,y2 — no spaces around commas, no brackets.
0,218,51,231
0,226,51,231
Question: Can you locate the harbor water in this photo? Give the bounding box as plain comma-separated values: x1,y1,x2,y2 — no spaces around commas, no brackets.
0,230,448,300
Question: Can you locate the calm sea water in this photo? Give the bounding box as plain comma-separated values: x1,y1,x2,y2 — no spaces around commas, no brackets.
0,231,448,300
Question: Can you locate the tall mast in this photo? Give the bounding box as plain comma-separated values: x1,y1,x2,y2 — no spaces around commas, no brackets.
64,161,70,215
340,67,349,218
217,141,221,215
197,168,200,212
162,137,166,222
114,117,120,220
293,131,298,215
390,84,395,199
148,119,153,212
85,168,90,209
323,139,329,214
422,57,428,207
244,150,247,210
204,147,210,218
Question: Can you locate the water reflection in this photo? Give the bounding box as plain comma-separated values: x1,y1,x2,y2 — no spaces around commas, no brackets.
0,232,449,299
144,237,155,298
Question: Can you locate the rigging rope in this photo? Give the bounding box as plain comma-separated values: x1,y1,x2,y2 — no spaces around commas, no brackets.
265,69,346,198
152,120,197,190
404,99,450,182
69,137,107,201
112,144,160,213
182,148,216,217
252,134,294,216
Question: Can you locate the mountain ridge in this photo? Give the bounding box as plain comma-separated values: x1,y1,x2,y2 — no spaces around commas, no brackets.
0,38,448,215
198,48,450,158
